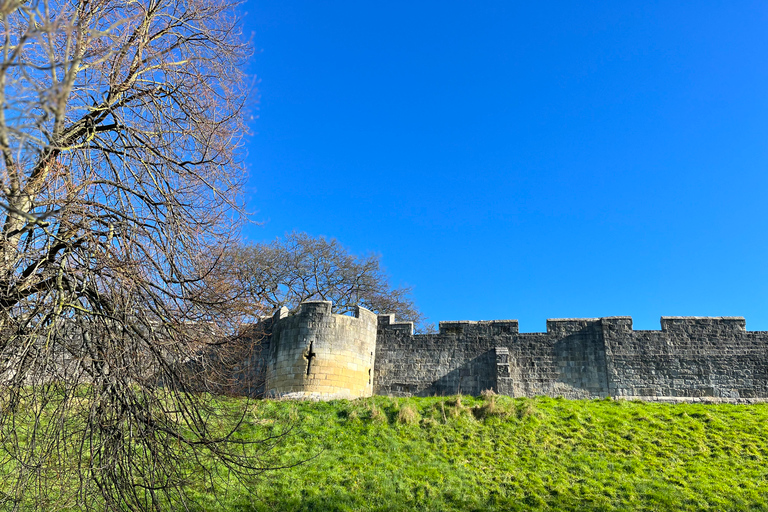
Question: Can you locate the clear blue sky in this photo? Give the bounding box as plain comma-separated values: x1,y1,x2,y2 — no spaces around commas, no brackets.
239,1,768,332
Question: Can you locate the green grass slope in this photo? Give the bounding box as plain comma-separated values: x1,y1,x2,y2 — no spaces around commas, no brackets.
197,395,768,512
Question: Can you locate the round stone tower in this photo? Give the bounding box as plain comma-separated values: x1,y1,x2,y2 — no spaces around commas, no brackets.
266,301,377,399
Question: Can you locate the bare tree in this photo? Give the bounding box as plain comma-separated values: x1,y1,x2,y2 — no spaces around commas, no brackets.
220,232,429,330
0,0,281,509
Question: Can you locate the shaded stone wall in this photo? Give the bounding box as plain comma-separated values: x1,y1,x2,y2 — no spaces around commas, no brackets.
266,301,377,399
373,317,609,398
374,314,768,402
186,325,271,398
372,318,500,396
603,317,768,400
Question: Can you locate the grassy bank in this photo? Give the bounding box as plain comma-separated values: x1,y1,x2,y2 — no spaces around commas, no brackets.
192,395,768,511
3,394,768,511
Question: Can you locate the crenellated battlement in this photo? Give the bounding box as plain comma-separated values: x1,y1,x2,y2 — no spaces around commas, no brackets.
438,320,519,336
375,314,754,337
260,306,768,402
545,318,601,336
377,314,414,335
660,316,746,334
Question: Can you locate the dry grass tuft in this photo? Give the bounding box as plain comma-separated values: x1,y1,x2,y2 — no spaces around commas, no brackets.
480,388,497,398
447,396,472,419
396,404,421,425
369,403,386,423
516,399,538,419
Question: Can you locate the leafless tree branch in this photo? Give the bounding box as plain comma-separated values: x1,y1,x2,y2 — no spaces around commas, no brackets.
215,232,430,331
0,0,283,509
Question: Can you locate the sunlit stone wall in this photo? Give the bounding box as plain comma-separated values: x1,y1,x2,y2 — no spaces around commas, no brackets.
266,301,377,399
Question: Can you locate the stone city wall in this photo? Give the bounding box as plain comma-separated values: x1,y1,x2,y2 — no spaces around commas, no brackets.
262,303,768,402
373,314,768,401
373,316,610,399
603,317,768,401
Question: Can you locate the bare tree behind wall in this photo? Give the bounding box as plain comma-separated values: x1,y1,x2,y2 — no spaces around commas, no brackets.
0,0,280,509
221,232,431,331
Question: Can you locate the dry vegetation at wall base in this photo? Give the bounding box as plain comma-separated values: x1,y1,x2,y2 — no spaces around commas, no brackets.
3,395,768,511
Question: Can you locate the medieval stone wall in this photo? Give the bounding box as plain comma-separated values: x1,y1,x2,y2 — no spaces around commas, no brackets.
372,314,768,402
373,317,610,398
603,317,768,400
262,303,768,402
373,317,500,397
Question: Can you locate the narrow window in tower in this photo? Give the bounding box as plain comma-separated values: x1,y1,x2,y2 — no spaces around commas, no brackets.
304,341,316,376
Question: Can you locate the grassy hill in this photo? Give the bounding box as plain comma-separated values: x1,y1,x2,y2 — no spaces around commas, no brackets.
190,394,768,512
3,394,767,510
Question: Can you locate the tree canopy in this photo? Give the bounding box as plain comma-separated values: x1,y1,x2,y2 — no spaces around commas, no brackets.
222,232,427,330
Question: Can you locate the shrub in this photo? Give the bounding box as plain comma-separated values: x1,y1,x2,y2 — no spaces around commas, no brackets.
516,399,538,419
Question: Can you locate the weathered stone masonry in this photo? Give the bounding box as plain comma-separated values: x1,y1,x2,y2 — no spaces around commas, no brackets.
263,303,768,402
266,301,376,400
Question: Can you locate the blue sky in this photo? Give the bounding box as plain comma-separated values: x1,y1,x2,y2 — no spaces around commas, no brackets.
239,1,768,332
